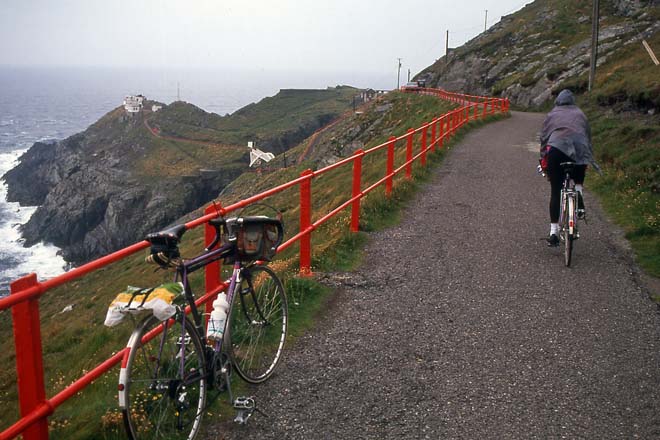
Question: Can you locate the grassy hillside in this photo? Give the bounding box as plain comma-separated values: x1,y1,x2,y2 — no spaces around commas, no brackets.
150,86,357,150
0,92,506,439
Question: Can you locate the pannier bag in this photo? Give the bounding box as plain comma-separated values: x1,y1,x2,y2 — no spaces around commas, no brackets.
223,216,284,262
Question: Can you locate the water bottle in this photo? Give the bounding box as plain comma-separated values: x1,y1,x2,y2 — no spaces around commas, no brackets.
207,293,229,342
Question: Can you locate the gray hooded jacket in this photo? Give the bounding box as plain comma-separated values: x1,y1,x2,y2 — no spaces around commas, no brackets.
540,89,599,170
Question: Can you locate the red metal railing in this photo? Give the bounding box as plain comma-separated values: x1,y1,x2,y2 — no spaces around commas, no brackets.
0,87,508,439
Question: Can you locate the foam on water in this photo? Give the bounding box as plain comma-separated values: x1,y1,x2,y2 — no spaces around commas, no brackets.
0,149,67,293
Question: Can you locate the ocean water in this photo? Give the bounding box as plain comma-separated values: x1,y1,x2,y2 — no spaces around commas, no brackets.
0,65,391,294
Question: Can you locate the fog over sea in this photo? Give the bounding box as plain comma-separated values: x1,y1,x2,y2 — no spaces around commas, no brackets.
0,65,391,294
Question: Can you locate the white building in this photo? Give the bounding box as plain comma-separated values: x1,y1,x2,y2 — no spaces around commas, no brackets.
152,104,162,112
123,95,145,113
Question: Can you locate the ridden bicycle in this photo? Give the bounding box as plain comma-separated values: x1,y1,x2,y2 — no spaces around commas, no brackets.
112,213,288,439
558,162,581,267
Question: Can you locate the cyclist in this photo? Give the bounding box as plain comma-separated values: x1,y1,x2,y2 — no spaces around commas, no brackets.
539,89,599,247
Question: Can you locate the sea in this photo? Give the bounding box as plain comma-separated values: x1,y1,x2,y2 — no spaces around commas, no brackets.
0,65,392,295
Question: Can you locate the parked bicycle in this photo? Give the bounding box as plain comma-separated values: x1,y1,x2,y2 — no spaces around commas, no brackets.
109,212,288,439
558,162,582,267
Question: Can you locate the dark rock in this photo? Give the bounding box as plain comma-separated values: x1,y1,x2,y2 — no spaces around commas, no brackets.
4,106,242,264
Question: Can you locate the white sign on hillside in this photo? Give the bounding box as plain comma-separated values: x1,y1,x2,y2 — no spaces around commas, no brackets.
248,141,275,168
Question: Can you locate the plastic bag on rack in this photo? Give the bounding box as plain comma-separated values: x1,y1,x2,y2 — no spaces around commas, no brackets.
104,282,183,327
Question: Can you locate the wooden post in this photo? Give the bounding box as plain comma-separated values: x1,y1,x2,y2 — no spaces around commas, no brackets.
299,169,313,274
204,204,221,320
439,116,445,148
430,119,436,152
11,274,49,440
386,136,395,196
405,129,414,179
350,150,363,232
420,125,427,167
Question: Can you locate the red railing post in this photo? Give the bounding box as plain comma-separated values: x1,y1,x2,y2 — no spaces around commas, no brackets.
439,116,445,148
350,150,363,232
449,112,454,137
482,101,488,118
386,136,395,196
420,125,427,167
473,103,478,120
405,128,414,179
204,204,222,320
299,169,313,275
430,119,436,152
11,274,50,440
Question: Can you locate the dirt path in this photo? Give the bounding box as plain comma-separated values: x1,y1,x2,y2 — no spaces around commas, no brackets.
206,111,660,439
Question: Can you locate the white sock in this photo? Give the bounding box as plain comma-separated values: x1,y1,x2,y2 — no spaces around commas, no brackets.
550,223,559,235
575,184,583,193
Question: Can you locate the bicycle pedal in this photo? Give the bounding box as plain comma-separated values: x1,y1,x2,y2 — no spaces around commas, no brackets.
233,396,256,424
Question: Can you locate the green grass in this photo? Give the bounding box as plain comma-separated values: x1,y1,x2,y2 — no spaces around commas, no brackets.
585,104,660,278
570,17,660,280
151,87,357,148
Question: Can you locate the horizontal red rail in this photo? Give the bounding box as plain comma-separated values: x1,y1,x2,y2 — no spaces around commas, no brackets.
1,87,508,439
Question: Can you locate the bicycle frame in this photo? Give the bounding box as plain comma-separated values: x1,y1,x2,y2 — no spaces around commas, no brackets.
559,172,577,235
177,242,238,339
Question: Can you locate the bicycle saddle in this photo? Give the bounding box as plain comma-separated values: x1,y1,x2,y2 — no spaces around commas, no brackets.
146,224,186,243
145,225,186,267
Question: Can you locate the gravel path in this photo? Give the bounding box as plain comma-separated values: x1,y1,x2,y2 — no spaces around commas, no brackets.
206,111,660,439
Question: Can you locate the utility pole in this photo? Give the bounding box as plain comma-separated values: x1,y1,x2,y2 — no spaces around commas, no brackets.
588,0,600,92
397,58,402,89
484,10,488,32
407,69,411,82
445,30,449,61
177,82,181,101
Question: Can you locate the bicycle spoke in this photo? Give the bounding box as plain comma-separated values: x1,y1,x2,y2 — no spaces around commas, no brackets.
229,265,288,383
122,315,206,439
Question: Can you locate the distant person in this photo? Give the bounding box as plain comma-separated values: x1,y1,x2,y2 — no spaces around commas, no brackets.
539,89,599,247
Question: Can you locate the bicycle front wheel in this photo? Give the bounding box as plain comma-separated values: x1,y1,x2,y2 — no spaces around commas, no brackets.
228,265,288,383
120,314,207,440
563,195,575,267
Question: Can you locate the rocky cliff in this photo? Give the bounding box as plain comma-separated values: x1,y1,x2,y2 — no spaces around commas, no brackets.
418,0,659,110
4,87,356,264
4,104,243,263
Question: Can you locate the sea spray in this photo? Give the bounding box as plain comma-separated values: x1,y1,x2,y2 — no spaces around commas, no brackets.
0,149,67,295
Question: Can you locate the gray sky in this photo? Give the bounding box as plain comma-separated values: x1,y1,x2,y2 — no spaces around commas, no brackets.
2,0,530,77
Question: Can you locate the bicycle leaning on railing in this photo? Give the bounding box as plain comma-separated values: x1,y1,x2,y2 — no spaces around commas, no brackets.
107,212,288,439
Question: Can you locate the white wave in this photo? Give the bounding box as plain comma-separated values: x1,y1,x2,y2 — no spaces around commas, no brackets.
0,149,67,286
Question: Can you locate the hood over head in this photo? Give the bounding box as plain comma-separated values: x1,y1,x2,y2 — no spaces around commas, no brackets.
555,89,575,106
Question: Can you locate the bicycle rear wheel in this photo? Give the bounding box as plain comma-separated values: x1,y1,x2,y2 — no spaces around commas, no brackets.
228,265,288,383
563,195,575,267
120,314,207,440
